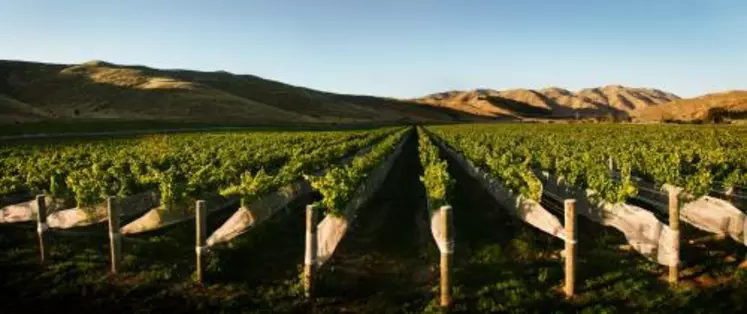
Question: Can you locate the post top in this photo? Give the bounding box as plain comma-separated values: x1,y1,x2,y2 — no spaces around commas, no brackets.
662,184,683,194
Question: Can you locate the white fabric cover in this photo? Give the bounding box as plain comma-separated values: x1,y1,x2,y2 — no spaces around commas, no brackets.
47,208,93,229
0,196,67,223
121,195,237,235
207,180,312,246
661,184,747,245
315,135,408,267
45,190,160,229
612,172,747,246
629,178,747,246
435,139,566,240
429,203,454,254
540,172,677,266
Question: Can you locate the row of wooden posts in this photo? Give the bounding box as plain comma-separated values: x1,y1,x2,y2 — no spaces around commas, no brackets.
31,187,683,308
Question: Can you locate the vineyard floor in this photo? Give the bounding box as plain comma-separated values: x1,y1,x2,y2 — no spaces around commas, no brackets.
2,133,747,313
313,133,436,312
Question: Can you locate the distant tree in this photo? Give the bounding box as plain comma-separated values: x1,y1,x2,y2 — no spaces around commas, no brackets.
704,108,726,124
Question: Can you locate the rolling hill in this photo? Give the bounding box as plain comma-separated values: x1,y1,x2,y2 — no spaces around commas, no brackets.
1,59,742,127
415,86,680,119
634,90,747,122
0,59,485,126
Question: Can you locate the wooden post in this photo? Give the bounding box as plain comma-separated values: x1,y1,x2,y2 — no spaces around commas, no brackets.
564,199,576,297
440,205,453,307
725,187,736,205
668,187,681,284
36,195,48,264
107,196,122,274
304,204,318,298
195,200,207,284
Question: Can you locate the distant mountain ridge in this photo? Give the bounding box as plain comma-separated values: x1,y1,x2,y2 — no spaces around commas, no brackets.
0,59,743,125
415,86,680,119
0,59,484,125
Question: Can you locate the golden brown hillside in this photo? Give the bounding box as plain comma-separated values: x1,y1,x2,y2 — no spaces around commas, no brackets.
416,85,680,119
634,90,747,122
0,94,51,123
0,60,482,126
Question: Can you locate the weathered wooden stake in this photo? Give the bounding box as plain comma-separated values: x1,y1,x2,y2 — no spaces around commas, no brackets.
107,196,122,274
440,205,453,307
195,200,207,284
668,187,681,284
725,187,736,205
564,199,576,297
36,194,48,264
304,204,319,298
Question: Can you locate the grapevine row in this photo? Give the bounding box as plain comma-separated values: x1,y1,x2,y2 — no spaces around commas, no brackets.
0,128,400,215
416,127,453,210
427,124,747,203
306,128,410,216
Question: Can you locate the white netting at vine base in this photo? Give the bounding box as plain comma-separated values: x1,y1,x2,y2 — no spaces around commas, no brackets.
46,190,159,229
680,195,747,244
207,180,312,246
429,201,454,254
120,194,235,235
540,172,678,266
0,196,68,223
660,184,747,246
315,136,407,267
614,172,747,246
437,140,566,241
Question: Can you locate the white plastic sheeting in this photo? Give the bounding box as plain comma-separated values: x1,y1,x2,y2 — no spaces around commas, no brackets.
46,190,159,229
0,196,68,223
429,203,454,254
623,173,747,246
539,172,678,266
47,208,93,229
315,135,408,267
121,195,237,235
207,180,312,246
662,184,747,245
434,138,566,240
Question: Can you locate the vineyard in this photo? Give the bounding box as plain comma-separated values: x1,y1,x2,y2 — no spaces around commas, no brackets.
1,124,747,313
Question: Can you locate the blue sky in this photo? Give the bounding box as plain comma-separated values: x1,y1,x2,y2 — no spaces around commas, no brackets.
0,0,745,98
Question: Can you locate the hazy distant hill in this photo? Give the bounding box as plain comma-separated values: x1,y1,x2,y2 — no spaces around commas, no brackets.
634,90,747,122
0,59,484,126
415,85,680,119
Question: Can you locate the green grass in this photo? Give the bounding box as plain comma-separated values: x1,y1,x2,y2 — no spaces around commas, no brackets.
0,198,311,313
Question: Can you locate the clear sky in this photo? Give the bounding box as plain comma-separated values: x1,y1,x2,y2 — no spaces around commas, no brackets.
0,0,745,98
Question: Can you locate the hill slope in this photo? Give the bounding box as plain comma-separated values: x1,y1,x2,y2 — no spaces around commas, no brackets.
416,86,680,119
0,93,52,123
635,90,747,122
0,60,483,125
